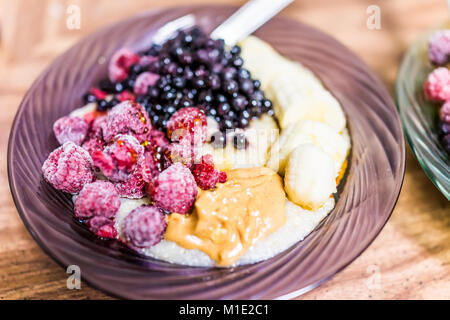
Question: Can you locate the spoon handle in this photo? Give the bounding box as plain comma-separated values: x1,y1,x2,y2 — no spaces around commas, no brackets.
211,0,293,46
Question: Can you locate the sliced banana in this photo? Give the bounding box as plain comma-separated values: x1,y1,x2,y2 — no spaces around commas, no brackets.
239,36,289,90
285,144,337,211
267,120,349,176
267,70,346,131
240,36,346,132
266,123,312,175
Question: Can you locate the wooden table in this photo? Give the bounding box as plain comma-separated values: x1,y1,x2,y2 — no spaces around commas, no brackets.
0,0,449,300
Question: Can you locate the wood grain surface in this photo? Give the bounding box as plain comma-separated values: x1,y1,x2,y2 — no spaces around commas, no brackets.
0,0,449,300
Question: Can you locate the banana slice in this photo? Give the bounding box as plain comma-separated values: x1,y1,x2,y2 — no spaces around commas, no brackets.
240,36,346,132
239,36,319,88
300,120,349,176
266,123,312,175
304,90,346,133
267,120,349,176
284,144,337,211
239,36,289,90
267,70,346,131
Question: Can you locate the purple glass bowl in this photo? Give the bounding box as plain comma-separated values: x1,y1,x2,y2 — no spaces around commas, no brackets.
8,6,405,299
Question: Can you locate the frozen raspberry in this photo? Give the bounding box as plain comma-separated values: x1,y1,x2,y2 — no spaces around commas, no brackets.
90,88,108,100
115,161,152,199
134,129,170,175
90,116,107,138
87,216,118,239
166,140,195,169
53,116,89,146
133,72,160,95
102,101,151,143
141,130,170,173
192,154,227,190
440,101,450,123
148,129,169,150
147,163,198,214
142,152,165,179
166,121,208,169
218,171,227,183
96,223,118,239
74,181,120,219
108,48,140,82
82,116,107,156
82,110,106,126
117,91,135,102
167,107,207,145
424,67,450,102
42,142,94,194
428,30,450,65
92,134,144,182
123,205,167,248
82,137,106,157
82,112,97,126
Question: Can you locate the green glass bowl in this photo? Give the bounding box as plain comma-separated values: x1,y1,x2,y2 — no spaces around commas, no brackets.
396,30,450,200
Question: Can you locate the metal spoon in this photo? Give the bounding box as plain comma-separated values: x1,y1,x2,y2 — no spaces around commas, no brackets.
211,0,293,46
152,0,293,46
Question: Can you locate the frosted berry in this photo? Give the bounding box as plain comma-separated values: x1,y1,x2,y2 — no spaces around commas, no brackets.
147,163,198,214
440,101,450,123
114,161,152,199
108,48,140,82
166,137,205,169
82,116,107,155
133,72,160,95
53,116,89,146
82,137,105,157
92,134,144,182
166,140,195,169
428,30,450,65
123,205,167,248
148,129,170,150
167,107,207,145
140,129,171,175
142,151,164,179
89,115,107,139
102,101,151,143
82,110,106,126
74,181,121,219
218,171,227,183
423,67,450,102
90,88,108,100
117,90,135,102
87,216,118,239
42,142,94,194
192,154,227,190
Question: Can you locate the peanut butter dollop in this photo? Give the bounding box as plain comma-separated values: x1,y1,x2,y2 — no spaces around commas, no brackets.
164,167,286,266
